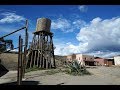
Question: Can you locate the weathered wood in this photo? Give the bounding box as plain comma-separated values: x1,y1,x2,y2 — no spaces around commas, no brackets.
22,20,28,78
42,55,44,68
33,51,36,66
46,57,48,69
26,18,55,69
20,38,23,82
17,35,23,85
37,50,40,67
0,27,25,39
30,51,33,68
17,36,21,85
40,32,43,68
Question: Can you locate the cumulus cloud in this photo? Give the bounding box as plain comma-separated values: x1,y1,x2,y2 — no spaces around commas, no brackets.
78,5,88,12
0,12,25,23
85,51,120,58
54,17,120,58
76,17,120,52
51,18,86,33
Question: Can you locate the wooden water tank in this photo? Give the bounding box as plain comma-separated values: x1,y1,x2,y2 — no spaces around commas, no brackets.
36,18,51,32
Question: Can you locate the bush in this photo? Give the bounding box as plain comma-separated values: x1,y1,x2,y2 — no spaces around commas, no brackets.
66,60,91,76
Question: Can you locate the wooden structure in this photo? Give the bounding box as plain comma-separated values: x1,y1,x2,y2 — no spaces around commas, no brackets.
0,20,28,85
26,18,55,69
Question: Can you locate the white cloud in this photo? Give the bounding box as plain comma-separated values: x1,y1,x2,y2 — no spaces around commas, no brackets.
0,12,25,23
73,19,86,29
54,17,120,58
78,5,88,12
51,18,72,33
76,17,120,52
54,41,88,56
85,51,120,58
51,18,86,33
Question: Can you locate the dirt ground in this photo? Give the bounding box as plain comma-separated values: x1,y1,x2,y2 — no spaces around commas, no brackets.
0,66,120,85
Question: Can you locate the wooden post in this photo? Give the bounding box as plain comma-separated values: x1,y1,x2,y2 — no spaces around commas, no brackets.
17,35,23,85
46,35,48,69
37,50,40,67
41,32,43,68
34,50,37,66
23,20,28,78
51,35,56,68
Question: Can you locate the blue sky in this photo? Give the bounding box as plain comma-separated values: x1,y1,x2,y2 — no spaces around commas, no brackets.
0,5,120,58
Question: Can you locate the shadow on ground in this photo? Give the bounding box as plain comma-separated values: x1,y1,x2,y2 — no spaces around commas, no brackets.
0,63,9,77
57,82,65,85
0,81,40,85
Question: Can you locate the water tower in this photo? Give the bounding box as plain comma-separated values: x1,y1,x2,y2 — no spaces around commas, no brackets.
26,18,56,69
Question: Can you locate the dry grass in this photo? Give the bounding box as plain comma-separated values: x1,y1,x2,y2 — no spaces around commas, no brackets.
0,53,66,70
0,52,18,70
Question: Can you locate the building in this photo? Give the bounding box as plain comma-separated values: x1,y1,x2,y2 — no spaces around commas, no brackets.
94,57,114,66
66,54,94,66
104,58,114,67
66,54,76,63
66,54,114,66
94,57,105,66
114,56,120,65
76,54,94,66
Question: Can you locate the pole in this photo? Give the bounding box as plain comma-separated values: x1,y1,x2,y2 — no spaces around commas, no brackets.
0,27,26,39
17,35,23,85
23,20,28,78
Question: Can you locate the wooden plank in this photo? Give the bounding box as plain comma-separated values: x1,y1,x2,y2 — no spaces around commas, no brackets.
37,50,40,67
43,34,45,68
40,32,43,68
46,57,48,69
30,51,33,68
34,50,37,67
42,55,44,68
17,35,21,85
20,38,23,83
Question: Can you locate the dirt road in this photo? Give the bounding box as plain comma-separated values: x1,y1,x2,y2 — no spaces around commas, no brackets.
0,66,120,85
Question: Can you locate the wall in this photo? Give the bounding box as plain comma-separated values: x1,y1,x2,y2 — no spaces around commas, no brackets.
76,54,82,62
76,54,94,66
114,56,120,65
66,54,76,62
76,54,94,61
82,54,94,61
94,58,105,66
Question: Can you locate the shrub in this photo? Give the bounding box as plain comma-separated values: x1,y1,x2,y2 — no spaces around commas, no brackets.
66,60,91,76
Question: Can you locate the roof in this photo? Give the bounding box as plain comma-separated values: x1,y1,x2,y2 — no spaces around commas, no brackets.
94,57,103,59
